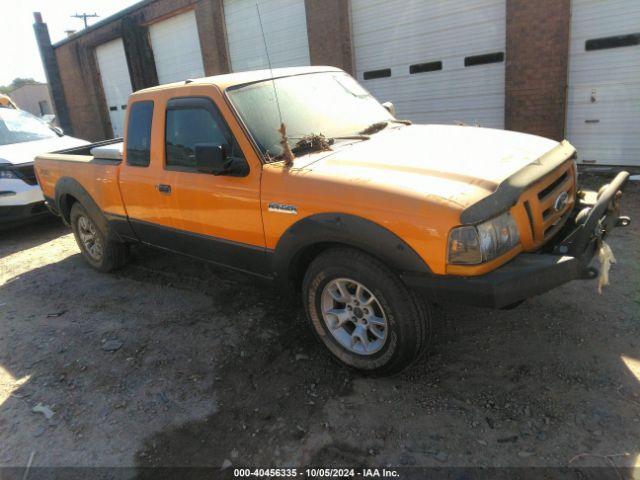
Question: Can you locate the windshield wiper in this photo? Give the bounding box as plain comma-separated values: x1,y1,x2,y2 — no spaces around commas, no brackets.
358,119,412,136
331,135,370,141
269,132,371,162
359,121,389,135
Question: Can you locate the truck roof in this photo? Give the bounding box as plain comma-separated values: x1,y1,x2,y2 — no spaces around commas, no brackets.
132,66,343,97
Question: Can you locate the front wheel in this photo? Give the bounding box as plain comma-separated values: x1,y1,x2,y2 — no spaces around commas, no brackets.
302,248,431,375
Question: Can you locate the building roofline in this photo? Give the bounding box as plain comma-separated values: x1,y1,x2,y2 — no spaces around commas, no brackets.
4,82,48,94
51,0,157,48
10,82,47,89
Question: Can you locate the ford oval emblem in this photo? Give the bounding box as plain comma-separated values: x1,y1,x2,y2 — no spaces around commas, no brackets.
554,191,569,212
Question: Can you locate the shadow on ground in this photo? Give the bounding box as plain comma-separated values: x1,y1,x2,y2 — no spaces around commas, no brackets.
0,216,67,259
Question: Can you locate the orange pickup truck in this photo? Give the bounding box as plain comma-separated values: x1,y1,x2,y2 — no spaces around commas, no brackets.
35,67,630,374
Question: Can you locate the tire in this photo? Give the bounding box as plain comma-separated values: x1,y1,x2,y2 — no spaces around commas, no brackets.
302,247,431,375
70,202,129,272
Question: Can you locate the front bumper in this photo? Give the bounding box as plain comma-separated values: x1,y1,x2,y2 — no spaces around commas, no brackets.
0,178,45,207
0,201,49,224
0,177,48,224
403,171,631,308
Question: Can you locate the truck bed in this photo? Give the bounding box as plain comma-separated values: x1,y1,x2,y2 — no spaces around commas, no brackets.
53,138,123,157
35,139,127,218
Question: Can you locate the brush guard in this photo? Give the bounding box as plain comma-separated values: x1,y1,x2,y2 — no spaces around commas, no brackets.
401,171,631,308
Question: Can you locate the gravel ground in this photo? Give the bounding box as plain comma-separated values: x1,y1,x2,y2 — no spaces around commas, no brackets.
1,176,639,477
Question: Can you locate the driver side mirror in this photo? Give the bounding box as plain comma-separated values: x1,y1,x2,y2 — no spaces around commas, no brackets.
195,144,230,175
195,144,248,176
382,101,396,116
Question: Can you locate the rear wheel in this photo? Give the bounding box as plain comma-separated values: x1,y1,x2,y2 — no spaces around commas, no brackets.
70,202,129,272
302,248,431,375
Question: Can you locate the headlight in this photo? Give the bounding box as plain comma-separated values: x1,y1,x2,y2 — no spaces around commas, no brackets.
448,211,520,265
0,167,19,179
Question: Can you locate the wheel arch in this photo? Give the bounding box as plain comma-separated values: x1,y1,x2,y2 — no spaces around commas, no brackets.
54,177,111,238
272,213,432,290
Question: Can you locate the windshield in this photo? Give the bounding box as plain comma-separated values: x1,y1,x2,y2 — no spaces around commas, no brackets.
0,108,57,146
227,72,393,158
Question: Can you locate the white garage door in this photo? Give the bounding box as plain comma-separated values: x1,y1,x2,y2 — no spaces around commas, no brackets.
149,10,205,84
567,0,640,166
351,0,506,128
224,0,310,72
95,38,133,138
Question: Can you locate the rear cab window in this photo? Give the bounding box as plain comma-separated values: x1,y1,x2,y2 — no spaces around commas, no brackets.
126,101,154,167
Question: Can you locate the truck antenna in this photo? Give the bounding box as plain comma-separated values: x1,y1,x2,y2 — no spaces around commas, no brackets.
256,3,294,168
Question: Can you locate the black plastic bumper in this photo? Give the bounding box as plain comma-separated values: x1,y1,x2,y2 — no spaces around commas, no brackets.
403,253,593,308
0,201,49,224
403,171,631,309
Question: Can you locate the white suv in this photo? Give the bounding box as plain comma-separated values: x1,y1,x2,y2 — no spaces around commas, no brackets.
0,107,88,225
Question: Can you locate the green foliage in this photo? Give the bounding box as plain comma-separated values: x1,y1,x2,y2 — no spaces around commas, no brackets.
0,78,38,94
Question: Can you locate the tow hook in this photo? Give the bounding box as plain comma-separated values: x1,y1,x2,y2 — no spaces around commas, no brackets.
581,266,599,280
616,216,631,227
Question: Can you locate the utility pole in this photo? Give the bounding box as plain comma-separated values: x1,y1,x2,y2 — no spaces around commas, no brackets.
71,12,99,28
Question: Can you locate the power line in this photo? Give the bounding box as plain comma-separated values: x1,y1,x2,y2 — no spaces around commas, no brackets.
71,13,99,29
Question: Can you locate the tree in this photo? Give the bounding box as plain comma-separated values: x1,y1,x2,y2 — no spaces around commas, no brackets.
0,78,38,94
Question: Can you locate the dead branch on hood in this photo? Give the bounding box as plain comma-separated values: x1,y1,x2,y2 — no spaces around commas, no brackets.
291,133,332,156
278,123,295,169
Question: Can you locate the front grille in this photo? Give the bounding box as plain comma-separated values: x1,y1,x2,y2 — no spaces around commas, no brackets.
522,161,576,244
13,163,38,185
538,171,568,200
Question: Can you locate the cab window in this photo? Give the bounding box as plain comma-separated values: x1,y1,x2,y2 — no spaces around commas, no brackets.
126,101,153,167
164,97,242,170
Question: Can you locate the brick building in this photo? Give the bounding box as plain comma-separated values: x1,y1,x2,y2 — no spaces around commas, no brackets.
35,0,639,166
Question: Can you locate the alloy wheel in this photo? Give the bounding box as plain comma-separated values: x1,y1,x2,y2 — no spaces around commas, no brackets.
320,278,388,355
77,215,103,261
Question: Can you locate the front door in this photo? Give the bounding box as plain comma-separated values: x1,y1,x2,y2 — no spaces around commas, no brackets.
159,95,267,274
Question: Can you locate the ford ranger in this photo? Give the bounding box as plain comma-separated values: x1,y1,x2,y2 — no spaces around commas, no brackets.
34,67,630,374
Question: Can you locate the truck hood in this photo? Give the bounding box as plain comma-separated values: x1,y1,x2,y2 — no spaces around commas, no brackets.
295,124,560,209
0,136,89,166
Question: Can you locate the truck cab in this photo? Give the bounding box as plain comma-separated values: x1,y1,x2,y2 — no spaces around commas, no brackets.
34,67,630,374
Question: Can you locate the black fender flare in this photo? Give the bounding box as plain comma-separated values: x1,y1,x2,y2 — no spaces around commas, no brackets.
54,177,116,241
271,213,432,286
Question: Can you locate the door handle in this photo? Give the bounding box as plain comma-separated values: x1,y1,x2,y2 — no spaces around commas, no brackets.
156,184,171,194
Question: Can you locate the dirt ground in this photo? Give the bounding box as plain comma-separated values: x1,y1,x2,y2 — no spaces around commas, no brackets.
1,175,639,477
